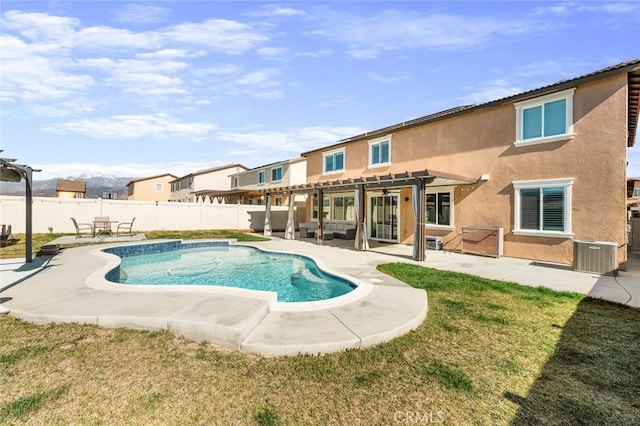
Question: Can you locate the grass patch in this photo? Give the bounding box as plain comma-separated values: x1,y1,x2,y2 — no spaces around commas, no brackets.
1,263,637,424
424,360,474,392
253,406,281,426
0,230,269,259
0,384,69,421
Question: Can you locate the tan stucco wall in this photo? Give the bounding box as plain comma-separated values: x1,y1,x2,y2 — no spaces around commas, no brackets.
128,176,174,201
306,74,629,266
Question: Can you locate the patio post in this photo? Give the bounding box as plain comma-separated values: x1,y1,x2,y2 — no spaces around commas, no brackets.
412,179,426,261
263,194,272,236
355,184,367,251
25,166,34,263
316,188,324,245
284,192,295,240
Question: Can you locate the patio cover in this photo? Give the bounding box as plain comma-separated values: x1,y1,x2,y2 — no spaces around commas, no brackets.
256,169,478,260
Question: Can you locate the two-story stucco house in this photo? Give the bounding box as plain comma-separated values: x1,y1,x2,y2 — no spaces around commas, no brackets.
126,173,177,202
259,59,640,271
170,164,248,203
224,158,307,206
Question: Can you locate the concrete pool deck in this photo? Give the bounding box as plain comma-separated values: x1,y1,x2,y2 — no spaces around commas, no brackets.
1,236,638,356
0,238,429,356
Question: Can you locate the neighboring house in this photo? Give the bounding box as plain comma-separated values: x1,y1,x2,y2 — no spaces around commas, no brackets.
220,158,307,206
126,173,177,201
629,177,640,218
259,59,640,270
170,164,248,203
56,179,86,199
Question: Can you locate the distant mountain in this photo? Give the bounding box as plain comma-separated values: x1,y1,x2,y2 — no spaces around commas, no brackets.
0,175,133,199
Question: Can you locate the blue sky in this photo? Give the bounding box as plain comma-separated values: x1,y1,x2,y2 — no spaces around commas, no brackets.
1,1,639,180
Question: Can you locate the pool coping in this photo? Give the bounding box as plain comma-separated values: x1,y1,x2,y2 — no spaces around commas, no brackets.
1,238,428,356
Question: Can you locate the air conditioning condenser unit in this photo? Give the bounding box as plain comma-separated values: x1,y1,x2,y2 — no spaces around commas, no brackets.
426,236,444,250
573,240,618,275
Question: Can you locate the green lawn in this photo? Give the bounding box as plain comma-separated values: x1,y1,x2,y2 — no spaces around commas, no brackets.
2,262,638,424
0,230,269,259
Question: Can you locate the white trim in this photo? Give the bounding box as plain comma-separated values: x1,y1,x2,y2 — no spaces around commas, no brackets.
322,147,346,175
513,230,574,238
515,88,575,147
513,178,574,238
367,135,392,168
426,186,455,228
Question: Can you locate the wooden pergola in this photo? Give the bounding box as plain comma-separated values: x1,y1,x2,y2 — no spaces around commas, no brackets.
0,151,40,262
256,169,478,261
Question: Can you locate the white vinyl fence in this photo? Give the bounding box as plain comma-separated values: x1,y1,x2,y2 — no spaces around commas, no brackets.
0,196,295,234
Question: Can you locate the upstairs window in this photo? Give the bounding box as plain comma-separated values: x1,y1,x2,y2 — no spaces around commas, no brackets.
323,148,345,174
513,178,573,238
232,176,239,188
155,183,162,192
369,136,391,167
271,167,283,182
258,171,265,185
515,88,574,147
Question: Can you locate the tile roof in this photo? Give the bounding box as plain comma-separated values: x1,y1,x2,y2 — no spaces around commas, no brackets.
302,58,640,155
56,179,86,193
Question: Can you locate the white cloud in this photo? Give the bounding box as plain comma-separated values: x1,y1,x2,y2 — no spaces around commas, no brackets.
136,49,206,59
533,2,638,15
33,161,217,180
459,80,523,104
310,9,542,59
296,49,332,58
237,69,280,86
248,5,307,17
162,19,270,54
217,126,365,153
0,35,94,101
257,47,290,58
42,113,216,139
367,71,412,84
31,99,97,117
1,10,79,42
114,4,171,24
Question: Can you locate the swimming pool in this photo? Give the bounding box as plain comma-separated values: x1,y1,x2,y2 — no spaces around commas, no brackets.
104,241,356,302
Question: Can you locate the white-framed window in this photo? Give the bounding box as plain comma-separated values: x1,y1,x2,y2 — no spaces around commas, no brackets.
332,195,356,221
426,187,454,228
312,195,331,220
323,148,345,175
232,176,239,188
155,183,162,192
368,136,391,167
258,170,265,185
513,178,573,238
515,88,575,147
271,166,283,182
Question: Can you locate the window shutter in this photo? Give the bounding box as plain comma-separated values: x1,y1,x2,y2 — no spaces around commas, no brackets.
520,189,540,229
542,187,564,231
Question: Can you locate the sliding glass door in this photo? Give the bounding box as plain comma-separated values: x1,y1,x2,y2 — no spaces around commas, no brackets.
369,193,399,242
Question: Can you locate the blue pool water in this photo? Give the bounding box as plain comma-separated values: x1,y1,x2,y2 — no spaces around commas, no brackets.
104,243,356,302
